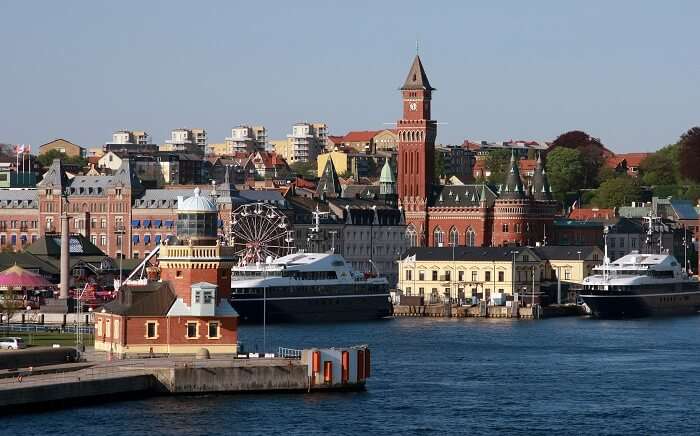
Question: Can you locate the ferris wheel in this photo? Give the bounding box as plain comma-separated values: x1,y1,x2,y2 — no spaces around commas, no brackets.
230,202,295,265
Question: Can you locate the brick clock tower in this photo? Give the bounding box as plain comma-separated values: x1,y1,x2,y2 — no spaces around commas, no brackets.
397,55,436,246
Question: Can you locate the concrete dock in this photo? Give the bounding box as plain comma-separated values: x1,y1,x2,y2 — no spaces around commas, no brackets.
393,303,583,319
0,347,370,412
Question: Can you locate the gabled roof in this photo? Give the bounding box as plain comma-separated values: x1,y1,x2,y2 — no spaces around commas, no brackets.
401,55,434,91
616,153,650,167
25,234,106,258
316,157,342,199
533,245,601,261
401,246,540,262
342,130,380,143
102,282,176,316
36,159,69,190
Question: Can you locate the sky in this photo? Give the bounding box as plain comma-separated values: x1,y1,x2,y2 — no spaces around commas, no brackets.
1,1,699,153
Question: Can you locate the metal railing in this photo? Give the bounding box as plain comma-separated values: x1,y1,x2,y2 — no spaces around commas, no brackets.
277,347,302,359
0,324,94,334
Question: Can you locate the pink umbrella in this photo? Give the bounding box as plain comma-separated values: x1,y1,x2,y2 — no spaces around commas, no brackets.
0,264,54,289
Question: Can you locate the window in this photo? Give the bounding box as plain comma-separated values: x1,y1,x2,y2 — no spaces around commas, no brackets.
445,271,451,281
91,235,97,245
146,322,157,339
515,223,521,233
203,291,213,304
565,270,571,280
433,227,443,247
610,238,616,248
405,270,412,281
449,227,458,246
469,271,476,281
619,238,625,248
419,271,425,281
208,322,219,338
195,291,201,303
498,271,504,282
418,287,424,296
502,224,509,233
101,235,107,246
176,270,183,278
485,271,491,282
458,271,464,281
465,228,476,247
186,322,198,338
432,271,438,281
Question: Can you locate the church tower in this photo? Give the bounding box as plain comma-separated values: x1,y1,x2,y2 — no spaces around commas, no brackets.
397,55,437,208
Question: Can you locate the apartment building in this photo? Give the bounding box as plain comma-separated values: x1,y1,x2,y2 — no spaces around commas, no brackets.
224,125,266,154
280,122,327,163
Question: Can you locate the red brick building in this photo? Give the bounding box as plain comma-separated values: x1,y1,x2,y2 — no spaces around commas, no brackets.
396,55,558,248
94,188,239,357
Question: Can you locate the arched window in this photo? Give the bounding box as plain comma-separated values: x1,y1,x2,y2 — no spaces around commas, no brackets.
406,225,417,247
449,227,458,247
433,227,443,247
465,228,476,247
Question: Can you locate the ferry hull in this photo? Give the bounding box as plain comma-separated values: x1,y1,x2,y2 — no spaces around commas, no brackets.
580,291,700,318
230,294,393,324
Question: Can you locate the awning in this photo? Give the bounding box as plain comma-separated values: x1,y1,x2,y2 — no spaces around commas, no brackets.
164,220,174,228
131,220,140,227
143,220,151,228
153,220,162,228
132,235,139,244
144,235,151,244
155,235,162,245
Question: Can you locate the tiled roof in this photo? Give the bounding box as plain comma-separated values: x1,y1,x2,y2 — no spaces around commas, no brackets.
616,153,650,167
533,245,600,261
568,208,615,221
430,184,496,207
342,131,380,143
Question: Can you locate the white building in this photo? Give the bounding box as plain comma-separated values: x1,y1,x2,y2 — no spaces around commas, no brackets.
112,130,150,145
284,122,327,163
162,128,207,153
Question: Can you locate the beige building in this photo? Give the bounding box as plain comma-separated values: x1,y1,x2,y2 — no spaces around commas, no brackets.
373,129,399,153
38,139,85,158
397,245,604,304
161,128,207,153
224,125,266,154
111,130,149,145
317,151,349,178
282,122,327,163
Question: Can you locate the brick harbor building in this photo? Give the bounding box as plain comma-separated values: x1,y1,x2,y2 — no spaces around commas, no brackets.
94,188,239,358
396,55,558,248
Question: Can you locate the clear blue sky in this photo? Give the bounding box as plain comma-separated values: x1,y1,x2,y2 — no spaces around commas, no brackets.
1,1,698,153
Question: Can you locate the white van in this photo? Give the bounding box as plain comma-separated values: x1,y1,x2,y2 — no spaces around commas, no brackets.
0,337,27,350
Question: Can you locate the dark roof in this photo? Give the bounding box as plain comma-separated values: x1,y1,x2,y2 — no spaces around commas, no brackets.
608,216,644,234
670,200,699,220
533,245,600,261
553,219,604,229
0,252,60,276
532,153,553,201
316,157,342,199
25,234,106,258
430,184,496,207
402,246,540,262
499,151,525,200
102,282,176,316
401,55,434,91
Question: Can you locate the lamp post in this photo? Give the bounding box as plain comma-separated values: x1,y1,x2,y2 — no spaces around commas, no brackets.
510,250,519,302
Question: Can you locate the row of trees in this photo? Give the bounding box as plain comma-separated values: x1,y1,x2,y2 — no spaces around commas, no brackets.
479,128,700,209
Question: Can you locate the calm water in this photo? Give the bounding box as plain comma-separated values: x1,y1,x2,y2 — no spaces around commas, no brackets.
5,316,700,435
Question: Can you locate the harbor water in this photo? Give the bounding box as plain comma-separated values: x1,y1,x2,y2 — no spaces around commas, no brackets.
5,316,700,435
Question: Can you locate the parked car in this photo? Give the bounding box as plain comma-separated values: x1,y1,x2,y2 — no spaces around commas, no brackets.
0,337,27,350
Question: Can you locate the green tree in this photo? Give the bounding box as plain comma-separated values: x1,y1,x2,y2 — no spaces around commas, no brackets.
434,153,446,181
592,176,643,208
37,149,87,168
550,130,607,188
485,149,511,184
545,147,585,201
640,151,677,186
289,160,317,178
679,127,700,184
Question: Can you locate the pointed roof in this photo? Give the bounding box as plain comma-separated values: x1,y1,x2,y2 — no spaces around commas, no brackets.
112,159,144,191
401,55,435,91
316,156,342,199
36,159,69,190
379,158,396,184
532,153,553,201
499,150,525,200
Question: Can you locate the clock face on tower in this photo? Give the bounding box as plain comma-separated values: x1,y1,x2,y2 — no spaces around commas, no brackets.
409,102,417,111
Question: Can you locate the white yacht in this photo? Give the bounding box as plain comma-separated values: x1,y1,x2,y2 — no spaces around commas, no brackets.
580,251,700,318
229,252,392,323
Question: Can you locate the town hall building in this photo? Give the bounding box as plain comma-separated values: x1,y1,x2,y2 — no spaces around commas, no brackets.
396,55,558,248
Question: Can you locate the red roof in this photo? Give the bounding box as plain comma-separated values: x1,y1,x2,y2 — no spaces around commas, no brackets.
342,130,380,143
327,135,344,144
605,156,627,169
616,153,650,167
518,159,537,173
568,208,615,221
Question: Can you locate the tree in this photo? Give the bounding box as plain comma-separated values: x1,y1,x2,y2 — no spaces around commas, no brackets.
640,151,677,186
545,147,585,201
37,149,87,168
550,130,607,188
485,149,511,184
0,288,23,324
434,153,446,181
679,127,700,183
289,160,317,178
592,176,643,208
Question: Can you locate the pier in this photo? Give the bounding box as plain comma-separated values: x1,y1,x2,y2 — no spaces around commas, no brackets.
0,345,371,413
393,303,583,319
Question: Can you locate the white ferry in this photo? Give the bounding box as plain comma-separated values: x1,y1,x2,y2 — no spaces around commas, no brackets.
229,252,392,323
580,251,700,318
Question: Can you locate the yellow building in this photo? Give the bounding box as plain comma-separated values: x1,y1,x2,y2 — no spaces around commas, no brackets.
317,151,349,177
206,143,230,156
397,245,604,304
398,247,543,303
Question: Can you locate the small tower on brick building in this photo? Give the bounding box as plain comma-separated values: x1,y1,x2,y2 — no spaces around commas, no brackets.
492,151,530,246
379,157,398,206
94,187,239,358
